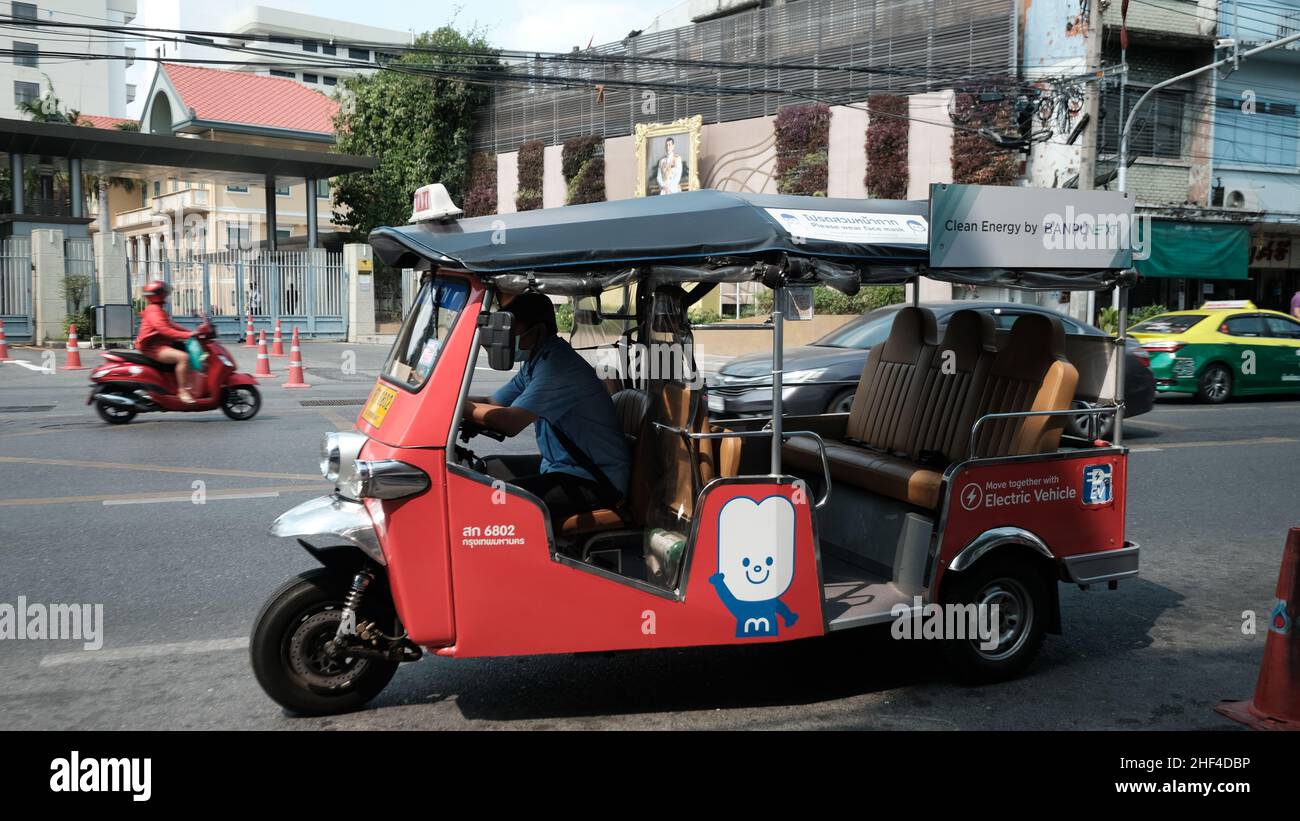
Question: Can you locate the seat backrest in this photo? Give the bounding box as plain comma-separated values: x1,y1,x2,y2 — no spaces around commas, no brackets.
905,309,997,463
964,313,1079,458
844,306,938,452
610,388,651,443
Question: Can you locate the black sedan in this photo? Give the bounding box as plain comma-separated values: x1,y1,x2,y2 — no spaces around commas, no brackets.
707,301,1156,439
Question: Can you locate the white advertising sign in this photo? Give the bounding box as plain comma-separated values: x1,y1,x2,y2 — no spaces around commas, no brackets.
764,208,929,246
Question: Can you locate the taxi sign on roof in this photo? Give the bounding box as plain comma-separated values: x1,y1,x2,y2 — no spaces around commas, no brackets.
410,183,463,223
1200,300,1255,310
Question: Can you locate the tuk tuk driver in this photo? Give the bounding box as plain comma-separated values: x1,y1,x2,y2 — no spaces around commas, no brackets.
462,293,631,526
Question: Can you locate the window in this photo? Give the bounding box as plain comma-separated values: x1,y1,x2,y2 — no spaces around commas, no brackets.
13,80,38,105
125,83,136,104
321,43,336,56
315,178,330,198
269,36,295,45
225,223,250,249
1132,314,1207,334
11,2,36,27
1214,93,1300,168
276,184,290,196
13,41,37,67
322,75,337,86
348,47,370,61
1264,316,1300,339
985,308,1086,335
1221,315,1268,337
153,180,161,197
125,47,135,67
1100,85,1187,159
140,188,147,208
384,277,471,390
226,184,248,193
302,73,318,84
269,69,295,79
376,51,399,65
302,40,317,53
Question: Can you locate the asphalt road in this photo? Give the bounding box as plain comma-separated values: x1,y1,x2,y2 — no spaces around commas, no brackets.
0,340,1294,729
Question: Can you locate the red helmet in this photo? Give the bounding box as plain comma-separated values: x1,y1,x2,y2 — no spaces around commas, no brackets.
142,280,170,304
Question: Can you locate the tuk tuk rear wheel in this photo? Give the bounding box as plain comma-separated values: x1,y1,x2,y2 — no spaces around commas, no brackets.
940,557,1048,684
250,568,399,716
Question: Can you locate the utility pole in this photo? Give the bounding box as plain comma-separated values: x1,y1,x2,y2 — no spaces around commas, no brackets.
1078,0,1104,325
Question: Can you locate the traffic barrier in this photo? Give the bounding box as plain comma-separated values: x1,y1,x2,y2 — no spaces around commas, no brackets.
1216,527,1300,731
63,324,87,370
255,330,275,378
0,319,10,361
271,319,286,357
282,326,310,389
244,312,257,347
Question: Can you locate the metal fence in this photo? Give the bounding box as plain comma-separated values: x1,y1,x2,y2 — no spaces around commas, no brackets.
0,236,31,340
473,0,1017,152
128,249,349,339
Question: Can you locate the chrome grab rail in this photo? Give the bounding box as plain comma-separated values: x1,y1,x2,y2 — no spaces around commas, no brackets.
968,404,1126,460
652,423,833,508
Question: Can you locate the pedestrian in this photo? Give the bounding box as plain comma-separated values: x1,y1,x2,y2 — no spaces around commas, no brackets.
284,282,300,316
247,284,262,316
1291,287,1300,320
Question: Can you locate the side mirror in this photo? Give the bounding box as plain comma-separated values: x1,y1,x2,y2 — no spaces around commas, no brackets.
480,311,515,370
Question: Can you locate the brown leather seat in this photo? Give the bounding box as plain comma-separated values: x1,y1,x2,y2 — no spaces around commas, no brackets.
784,309,1077,510
559,388,652,535
842,306,937,452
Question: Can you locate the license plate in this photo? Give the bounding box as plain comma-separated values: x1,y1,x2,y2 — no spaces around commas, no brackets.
361,383,397,428
708,394,725,413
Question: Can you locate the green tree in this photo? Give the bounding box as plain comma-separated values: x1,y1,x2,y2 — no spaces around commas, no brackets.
331,27,499,237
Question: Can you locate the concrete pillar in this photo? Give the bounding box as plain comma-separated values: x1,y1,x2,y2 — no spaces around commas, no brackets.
305,177,317,249
344,243,375,341
264,174,278,253
69,157,82,218
10,152,23,214
95,231,129,306
31,228,66,345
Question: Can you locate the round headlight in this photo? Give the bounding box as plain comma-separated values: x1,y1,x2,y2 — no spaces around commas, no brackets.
320,432,341,482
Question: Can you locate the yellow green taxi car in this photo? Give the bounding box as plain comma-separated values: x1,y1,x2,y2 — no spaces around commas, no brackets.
1129,300,1300,403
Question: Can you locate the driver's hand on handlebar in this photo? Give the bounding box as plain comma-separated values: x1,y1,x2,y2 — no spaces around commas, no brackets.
464,400,535,438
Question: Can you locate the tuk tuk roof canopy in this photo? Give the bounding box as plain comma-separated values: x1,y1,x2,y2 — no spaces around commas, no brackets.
369,190,1129,295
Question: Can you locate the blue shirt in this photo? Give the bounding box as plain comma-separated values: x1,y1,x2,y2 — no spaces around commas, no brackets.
491,335,631,495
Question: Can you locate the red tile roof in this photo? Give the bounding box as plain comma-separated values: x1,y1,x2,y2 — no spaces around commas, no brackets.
161,63,339,136
76,114,137,129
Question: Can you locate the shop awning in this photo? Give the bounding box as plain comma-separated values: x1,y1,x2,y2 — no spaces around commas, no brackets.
1136,220,1249,280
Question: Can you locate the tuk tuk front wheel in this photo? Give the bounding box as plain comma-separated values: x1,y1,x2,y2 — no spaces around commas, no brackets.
940,557,1048,684
250,568,399,716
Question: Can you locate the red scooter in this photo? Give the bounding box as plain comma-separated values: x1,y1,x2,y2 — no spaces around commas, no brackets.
88,318,261,424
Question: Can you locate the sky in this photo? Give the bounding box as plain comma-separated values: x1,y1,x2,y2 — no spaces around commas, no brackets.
292,0,670,53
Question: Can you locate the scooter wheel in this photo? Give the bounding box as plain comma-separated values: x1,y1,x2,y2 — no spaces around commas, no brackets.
95,399,137,425
250,568,399,716
221,385,261,420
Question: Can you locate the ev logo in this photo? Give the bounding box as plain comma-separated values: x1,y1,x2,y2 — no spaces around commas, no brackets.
959,482,982,511
1082,464,1113,506
1241,349,1256,375
1270,600,1291,635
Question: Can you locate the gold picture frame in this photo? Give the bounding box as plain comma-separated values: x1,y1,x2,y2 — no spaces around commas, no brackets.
634,115,702,197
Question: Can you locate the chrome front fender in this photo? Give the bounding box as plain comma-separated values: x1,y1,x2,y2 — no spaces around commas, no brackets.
269,494,385,566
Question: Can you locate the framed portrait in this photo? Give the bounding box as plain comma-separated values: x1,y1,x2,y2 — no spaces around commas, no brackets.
634,115,702,197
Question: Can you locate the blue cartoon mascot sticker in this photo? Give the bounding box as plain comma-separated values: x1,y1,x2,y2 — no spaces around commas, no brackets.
709,495,799,638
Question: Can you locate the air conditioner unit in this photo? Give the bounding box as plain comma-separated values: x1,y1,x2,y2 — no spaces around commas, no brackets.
1223,189,1260,210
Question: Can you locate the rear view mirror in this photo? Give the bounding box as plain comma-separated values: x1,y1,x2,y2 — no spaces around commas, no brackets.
481,311,516,370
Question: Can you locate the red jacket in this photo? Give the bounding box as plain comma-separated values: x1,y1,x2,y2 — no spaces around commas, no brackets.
136,303,192,351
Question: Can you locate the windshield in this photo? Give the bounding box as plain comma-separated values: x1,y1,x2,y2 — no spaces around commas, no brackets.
814,306,899,349
383,275,470,391
1131,314,1206,335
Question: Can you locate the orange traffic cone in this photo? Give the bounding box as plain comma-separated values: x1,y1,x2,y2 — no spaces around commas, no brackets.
255,330,275,378
63,323,87,370
1217,527,1300,730
271,319,286,357
244,312,257,348
282,326,309,389
0,318,11,361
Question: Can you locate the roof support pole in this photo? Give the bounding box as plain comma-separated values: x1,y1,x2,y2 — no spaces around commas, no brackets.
264,174,278,254
68,157,82,218
305,177,317,249
10,152,22,215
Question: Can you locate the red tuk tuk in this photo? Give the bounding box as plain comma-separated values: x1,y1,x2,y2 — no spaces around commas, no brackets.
250,187,1139,715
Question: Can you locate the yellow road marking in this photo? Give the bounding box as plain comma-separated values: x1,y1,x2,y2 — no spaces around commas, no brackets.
0,484,320,507
0,455,316,481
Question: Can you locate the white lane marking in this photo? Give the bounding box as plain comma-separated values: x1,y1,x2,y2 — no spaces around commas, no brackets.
1129,446,1163,452
4,360,52,373
102,491,281,506
40,637,249,667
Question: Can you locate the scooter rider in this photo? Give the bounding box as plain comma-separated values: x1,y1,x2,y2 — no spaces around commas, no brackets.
136,280,198,404
462,292,631,527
